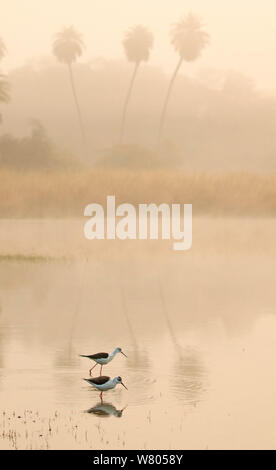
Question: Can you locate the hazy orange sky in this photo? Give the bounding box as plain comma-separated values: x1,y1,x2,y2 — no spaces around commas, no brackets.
2,0,276,91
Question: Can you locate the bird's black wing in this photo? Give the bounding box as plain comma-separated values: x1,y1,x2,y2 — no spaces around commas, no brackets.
84,376,110,385
80,352,109,360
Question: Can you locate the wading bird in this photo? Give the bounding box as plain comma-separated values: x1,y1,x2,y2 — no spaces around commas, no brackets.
84,376,128,401
80,347,127,376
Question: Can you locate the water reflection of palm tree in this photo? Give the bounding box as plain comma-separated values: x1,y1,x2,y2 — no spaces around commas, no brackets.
54,348,79,369
69,257,87,348
158,279,181,353
158,278,206,405
120,285,150,371
120,285,137,349
55,257,87,369
172,350,206,406
87,402,126,418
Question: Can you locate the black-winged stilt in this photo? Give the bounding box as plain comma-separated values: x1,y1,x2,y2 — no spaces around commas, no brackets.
80,347,127,376
84,376,128,401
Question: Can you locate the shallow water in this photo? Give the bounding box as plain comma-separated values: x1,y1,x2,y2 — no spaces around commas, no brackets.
0,217,276,449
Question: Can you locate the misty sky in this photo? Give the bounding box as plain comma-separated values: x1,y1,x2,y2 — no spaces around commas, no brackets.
2,0,276,91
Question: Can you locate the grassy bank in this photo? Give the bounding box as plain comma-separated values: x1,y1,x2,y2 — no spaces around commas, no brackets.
1,168,276,217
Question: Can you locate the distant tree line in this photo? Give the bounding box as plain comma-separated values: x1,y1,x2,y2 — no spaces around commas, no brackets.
0,121,77,169
0,13,209,160
1,14,275,172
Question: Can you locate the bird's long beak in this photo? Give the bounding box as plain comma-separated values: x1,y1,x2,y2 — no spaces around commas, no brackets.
121,351,127,357
121,382,128,390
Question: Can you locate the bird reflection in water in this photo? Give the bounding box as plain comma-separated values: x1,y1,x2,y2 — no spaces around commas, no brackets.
86,402,127,418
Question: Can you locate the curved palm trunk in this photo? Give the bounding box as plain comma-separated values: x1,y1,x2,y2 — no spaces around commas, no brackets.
68,64,86,146
119,62,140,145
157,57,183,150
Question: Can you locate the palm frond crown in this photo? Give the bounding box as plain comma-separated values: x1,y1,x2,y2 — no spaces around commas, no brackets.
171,13,209,62
123,25,154,64
52,26,84,65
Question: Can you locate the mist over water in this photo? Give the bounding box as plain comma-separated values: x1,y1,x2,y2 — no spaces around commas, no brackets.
0,218,275,449
1,1,276,451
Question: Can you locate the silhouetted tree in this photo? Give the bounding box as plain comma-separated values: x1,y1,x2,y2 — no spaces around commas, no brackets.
0,74,9,103
0,76,10,125
120,25,153,144
157,13,209,148
0,38,9,124
52,26,86,144
0,121,63,168
0,37,6,62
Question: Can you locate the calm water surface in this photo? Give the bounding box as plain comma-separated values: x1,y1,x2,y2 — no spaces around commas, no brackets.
0,218,275,449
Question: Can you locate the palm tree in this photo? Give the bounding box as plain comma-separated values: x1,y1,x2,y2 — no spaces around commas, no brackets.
120,25,154,144
0,37,6,62
52,26,86,144
157,13,209,148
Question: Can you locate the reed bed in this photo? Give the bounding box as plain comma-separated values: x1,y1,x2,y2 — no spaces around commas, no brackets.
1,168,276,217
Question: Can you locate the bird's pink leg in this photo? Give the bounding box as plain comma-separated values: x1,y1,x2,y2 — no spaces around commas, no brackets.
100,365,103,376
100,392,103,403
89,363,97,377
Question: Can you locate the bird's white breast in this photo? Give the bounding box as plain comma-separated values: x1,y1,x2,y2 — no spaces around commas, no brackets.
94,379,115,391
96,357,110,365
